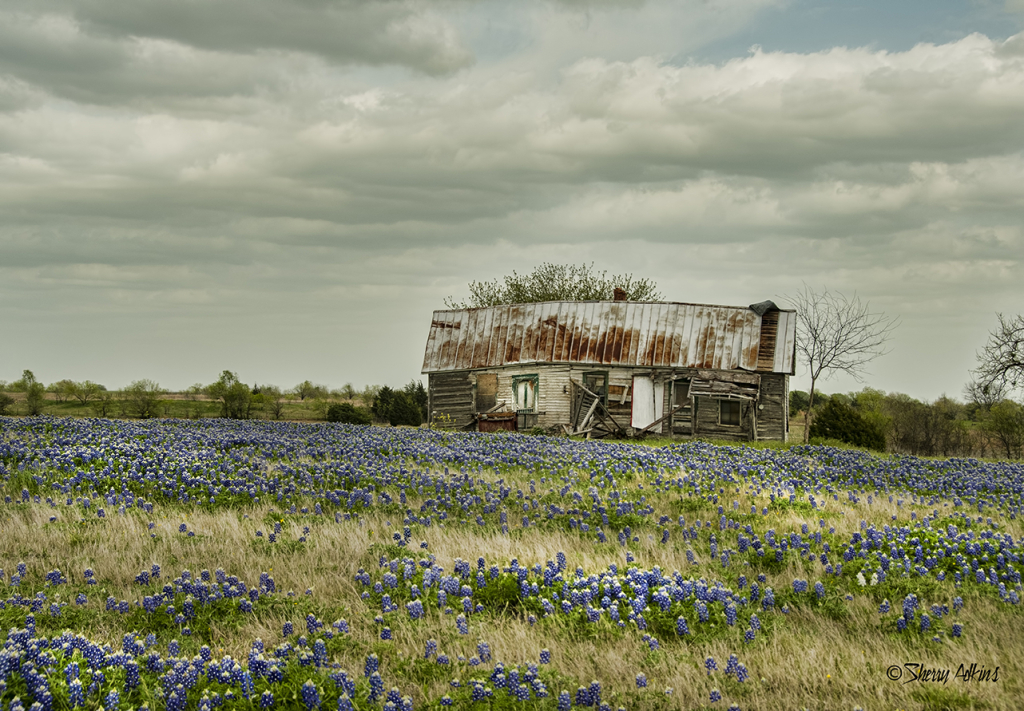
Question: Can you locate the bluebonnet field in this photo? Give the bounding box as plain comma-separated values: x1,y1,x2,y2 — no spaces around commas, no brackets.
1,417,1023,711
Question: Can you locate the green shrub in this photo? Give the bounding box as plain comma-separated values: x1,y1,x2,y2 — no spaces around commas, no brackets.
25,382,46,416
790,390,809,413
390,391,423,426
326,402,372,425
810,398,887,451
372,386,423,427
403,380,429,422
206,371,251,419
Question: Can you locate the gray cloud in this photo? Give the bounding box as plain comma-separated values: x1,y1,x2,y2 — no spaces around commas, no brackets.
0,14,305,109
3,1,474,76
1,1,1022,397
0,75,41,113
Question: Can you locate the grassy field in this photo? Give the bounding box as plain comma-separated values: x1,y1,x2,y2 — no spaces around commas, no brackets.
1,416,1021,711
1,392,342,422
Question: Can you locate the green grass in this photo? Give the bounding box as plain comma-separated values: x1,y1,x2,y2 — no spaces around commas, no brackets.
0,392,360,421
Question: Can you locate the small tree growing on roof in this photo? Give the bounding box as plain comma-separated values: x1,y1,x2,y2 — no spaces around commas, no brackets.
444,262,661,308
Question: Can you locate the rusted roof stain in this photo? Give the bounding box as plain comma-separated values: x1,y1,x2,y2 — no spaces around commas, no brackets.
422,300,796,375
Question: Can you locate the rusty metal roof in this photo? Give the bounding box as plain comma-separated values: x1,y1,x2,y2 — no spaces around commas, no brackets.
422,301,796,375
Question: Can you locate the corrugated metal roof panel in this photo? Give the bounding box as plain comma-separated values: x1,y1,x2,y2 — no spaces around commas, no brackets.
422,300,797,374
774,310,798,375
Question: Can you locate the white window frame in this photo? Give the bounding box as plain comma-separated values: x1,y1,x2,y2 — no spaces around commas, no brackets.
512,375,539,413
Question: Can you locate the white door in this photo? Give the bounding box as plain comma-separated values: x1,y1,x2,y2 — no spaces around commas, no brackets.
631,376,655,429
514,378,536,412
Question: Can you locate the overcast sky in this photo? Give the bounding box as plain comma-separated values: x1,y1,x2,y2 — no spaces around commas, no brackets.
2,0,1022,400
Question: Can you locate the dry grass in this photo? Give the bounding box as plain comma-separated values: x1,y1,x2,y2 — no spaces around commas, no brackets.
4,477,1023,711
3,424,1023,711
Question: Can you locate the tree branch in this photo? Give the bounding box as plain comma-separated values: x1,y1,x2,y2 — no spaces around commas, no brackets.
972,313,1024,394
785,285,898,442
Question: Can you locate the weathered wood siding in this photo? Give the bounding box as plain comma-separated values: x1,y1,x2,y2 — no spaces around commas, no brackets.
434,365,639,433
476,373,497,412
692,396,755,441
756,372,788,442
757,311,779,371
490,365,572,430
670,379,693,437
603,369,636,433
428,372,474,429
432,364,789,441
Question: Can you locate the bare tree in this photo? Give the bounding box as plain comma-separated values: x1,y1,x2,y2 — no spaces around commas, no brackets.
984,399,1024,460
971,313,1024,396
49,379,76,403
292,380,327,401
90,389,116,418
787,286,898,442
183,383,205,419
358,385,381,409
963,377,1007,409
262,385,286,420
72,381,104,405
334,383,357,400
122,379,164,419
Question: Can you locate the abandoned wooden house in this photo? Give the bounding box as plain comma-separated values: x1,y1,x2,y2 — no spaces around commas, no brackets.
420,297,797,441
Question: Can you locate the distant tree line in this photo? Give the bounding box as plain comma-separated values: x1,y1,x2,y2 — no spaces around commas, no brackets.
785,308,1024,459
790,388,1024,459
0,370,428,428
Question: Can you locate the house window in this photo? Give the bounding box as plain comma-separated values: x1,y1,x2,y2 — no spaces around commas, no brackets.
512,375,539,413
720,400,741,426
673,379,690,408
582,372,609,405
